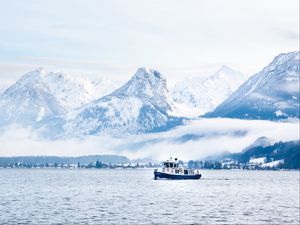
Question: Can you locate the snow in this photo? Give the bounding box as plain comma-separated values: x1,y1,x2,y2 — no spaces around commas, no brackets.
275,110,284,117
36,107,45,122
208,51,300,120
249,157,267,165
0,51,298,139
112,67,176,113
42,71,117,110
63,67,182,136
171,65,245,117
0,67,117,128
261,160,284,168
0,86,6,95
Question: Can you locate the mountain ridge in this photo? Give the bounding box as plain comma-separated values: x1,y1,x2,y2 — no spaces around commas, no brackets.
0,51,298,139
205,51,300,120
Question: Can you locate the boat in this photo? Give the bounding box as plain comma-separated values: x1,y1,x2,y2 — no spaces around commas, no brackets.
154,158,201,180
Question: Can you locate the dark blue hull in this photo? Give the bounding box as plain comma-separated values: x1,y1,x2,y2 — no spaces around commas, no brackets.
154,171,201,180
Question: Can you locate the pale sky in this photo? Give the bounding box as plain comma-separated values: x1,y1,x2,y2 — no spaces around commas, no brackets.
0,0,299,88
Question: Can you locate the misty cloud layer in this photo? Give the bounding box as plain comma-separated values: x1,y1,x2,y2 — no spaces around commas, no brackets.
0,118,298,161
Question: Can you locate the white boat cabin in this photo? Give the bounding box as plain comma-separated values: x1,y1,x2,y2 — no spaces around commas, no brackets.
161,158,198,175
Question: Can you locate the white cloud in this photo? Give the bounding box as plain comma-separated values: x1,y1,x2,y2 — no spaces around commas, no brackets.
0,118,298,161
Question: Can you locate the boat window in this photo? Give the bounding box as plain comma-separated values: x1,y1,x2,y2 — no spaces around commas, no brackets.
184,170,188,175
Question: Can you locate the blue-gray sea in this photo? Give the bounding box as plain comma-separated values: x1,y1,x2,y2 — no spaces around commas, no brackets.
0,169,299,224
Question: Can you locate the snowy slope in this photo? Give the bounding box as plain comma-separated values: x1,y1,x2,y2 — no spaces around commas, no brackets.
171,66,245,117
43,71,117,110
0,68,64,127
64,67,182,136
206,51,300,120
0,86,5,95
0,68,117,127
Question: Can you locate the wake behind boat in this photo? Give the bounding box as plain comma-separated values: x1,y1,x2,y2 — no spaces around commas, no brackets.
154,158,201,180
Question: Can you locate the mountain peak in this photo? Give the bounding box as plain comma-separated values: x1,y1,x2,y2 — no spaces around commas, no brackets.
133,67,164,81
0,68,118,128
218,65,234,72
29,67,46,78
272,51,299,63
171,65,246,116
35,66,45,73
262,51,299,74
111,67,168,99
212,65,244,80
136,67,151,74
16,67,47,86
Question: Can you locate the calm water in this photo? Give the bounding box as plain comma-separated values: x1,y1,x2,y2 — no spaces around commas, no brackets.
0,169,299,224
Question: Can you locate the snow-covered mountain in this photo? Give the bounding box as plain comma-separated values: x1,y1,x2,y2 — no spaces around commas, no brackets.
64,67,182,136
43,70,117,111
171,65,245,117
0,51,297,139
0,68,117,127
206,51,300,120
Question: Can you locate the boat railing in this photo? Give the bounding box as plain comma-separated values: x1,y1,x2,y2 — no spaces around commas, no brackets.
160,167,200,175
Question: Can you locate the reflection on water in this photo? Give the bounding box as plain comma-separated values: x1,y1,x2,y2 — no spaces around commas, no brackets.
0,169,299,224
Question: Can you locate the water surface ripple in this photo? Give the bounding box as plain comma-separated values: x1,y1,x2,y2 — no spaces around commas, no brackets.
0,169,299,224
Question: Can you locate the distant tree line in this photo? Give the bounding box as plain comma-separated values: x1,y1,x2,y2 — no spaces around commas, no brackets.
188,160,222,169
229,140,300,169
